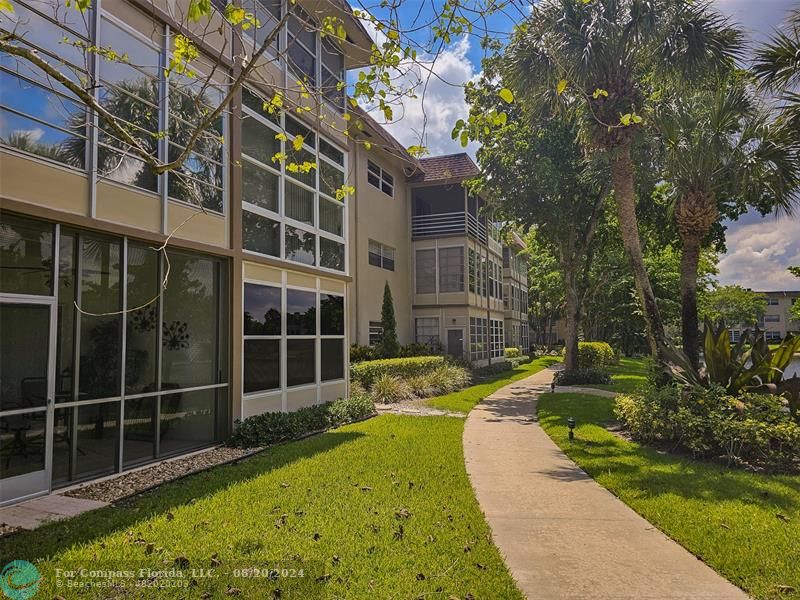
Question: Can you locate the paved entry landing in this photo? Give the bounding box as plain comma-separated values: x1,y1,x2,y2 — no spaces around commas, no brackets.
0,494,107,531
463,367,749,600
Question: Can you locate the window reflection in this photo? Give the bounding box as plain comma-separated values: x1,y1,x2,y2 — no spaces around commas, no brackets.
78,234,122,400
286,289,316,335
161,252,222,389
287,339,315,387
0,212,53,295
285,226,316,266
126,242,160,394
244,283,281,335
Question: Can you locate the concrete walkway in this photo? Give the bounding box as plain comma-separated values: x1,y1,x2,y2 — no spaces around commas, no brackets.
0,494,107,531
463,366,749,600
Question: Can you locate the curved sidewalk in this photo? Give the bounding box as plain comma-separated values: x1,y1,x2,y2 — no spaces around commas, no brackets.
463,366,748,600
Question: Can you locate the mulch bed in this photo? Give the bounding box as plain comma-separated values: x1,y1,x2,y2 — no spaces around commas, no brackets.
62,445,262,504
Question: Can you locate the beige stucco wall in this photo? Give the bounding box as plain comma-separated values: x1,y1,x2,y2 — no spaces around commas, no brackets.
0,150,88,215
348,143,413,346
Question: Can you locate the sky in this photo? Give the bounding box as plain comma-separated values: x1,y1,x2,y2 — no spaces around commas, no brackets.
355,0,800,291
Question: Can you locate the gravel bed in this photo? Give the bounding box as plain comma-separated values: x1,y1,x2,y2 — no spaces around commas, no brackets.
375,399,465,418
63,445,262,504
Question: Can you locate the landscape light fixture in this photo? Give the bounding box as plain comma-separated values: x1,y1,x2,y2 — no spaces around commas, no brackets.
567,417,576,440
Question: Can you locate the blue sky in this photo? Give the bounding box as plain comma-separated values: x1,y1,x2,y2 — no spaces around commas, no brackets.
357,0,800,291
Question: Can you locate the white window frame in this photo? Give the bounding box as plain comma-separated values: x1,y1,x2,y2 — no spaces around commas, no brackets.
367,160,394,197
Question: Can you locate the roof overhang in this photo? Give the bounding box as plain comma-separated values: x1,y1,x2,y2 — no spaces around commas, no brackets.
303,0,375,69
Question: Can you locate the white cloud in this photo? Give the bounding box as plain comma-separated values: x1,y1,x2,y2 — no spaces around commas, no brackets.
12,127,45,142
717,215,800,290
355,35,480,157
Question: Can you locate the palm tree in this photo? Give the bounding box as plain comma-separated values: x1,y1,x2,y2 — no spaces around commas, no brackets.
753,8,800,135
506,0,742,358
654,77,800,368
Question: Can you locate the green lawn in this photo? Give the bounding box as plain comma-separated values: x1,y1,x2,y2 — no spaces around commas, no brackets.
427,356,561,413
0,415,521,599
538,392,800,600
582,356,650,394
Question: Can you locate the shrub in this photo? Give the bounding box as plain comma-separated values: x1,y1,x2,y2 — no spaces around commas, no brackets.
614,386,680,443
509,355,531,368
553,368,612,386
407,373,436,397
230,393,376,448
614,386,800,471
370,373,412,404
563,342,614,369
350,344,378,363
473,360,513,376
504,347,521,359
428,364,471,394
351,355,446,388
399,342,436,358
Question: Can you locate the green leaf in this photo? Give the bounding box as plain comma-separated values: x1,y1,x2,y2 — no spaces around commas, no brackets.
0,0,14,12
556,79,567,95
498,88,514,104
459,130,469,148
187,0,211,21
592,88,608,99
620,113,632,126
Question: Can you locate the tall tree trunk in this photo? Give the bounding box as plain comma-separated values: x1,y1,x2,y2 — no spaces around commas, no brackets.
611,142,667,358
680,232,702,369
562,260,580,371
675,189,718,371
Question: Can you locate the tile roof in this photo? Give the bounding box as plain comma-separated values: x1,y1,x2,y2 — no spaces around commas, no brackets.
349,104,419,168
411,153,480,183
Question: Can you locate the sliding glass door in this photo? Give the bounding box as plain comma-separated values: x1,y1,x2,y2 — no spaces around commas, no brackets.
0,299,56,505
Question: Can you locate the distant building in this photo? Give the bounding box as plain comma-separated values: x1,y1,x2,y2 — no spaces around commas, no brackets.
729,290,800,342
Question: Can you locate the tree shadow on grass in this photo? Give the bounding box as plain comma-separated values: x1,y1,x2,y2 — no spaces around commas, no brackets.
0,429,364,562
548,426,800,512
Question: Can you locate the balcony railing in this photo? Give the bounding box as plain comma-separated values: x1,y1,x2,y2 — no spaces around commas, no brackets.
412,211,467,238
411,211,493,245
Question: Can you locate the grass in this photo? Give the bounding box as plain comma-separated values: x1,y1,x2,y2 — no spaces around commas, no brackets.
426,355,561,413
538,392,800,600
582,356,650,394
0,415,522,599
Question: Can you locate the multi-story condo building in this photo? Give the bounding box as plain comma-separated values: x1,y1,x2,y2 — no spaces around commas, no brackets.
0,0,373,506
758,291,800,341
347,132,523,366
503,234,530,351
725,291,799,343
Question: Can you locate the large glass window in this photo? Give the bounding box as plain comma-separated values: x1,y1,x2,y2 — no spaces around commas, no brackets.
287,288,316,335
126,242,160,395
1,215,229,489
243,211,281,257
161,252,225,389
97,16,160,192
321,339,344,381
287,7,317,85
243,283,281,394
415,318,439,347
244,283,281,335
438,247,464,293
287,339,315,387
244,339,280,393
416,249,436,294
0,3,88,169
241,87,347,272
0,212,54,295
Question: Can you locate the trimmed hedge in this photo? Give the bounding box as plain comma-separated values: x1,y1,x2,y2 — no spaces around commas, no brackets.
563,342,615,369
230,394,375,448
504,347,521,359
351,355,446,388
509,355,532,368
554,367,612,386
